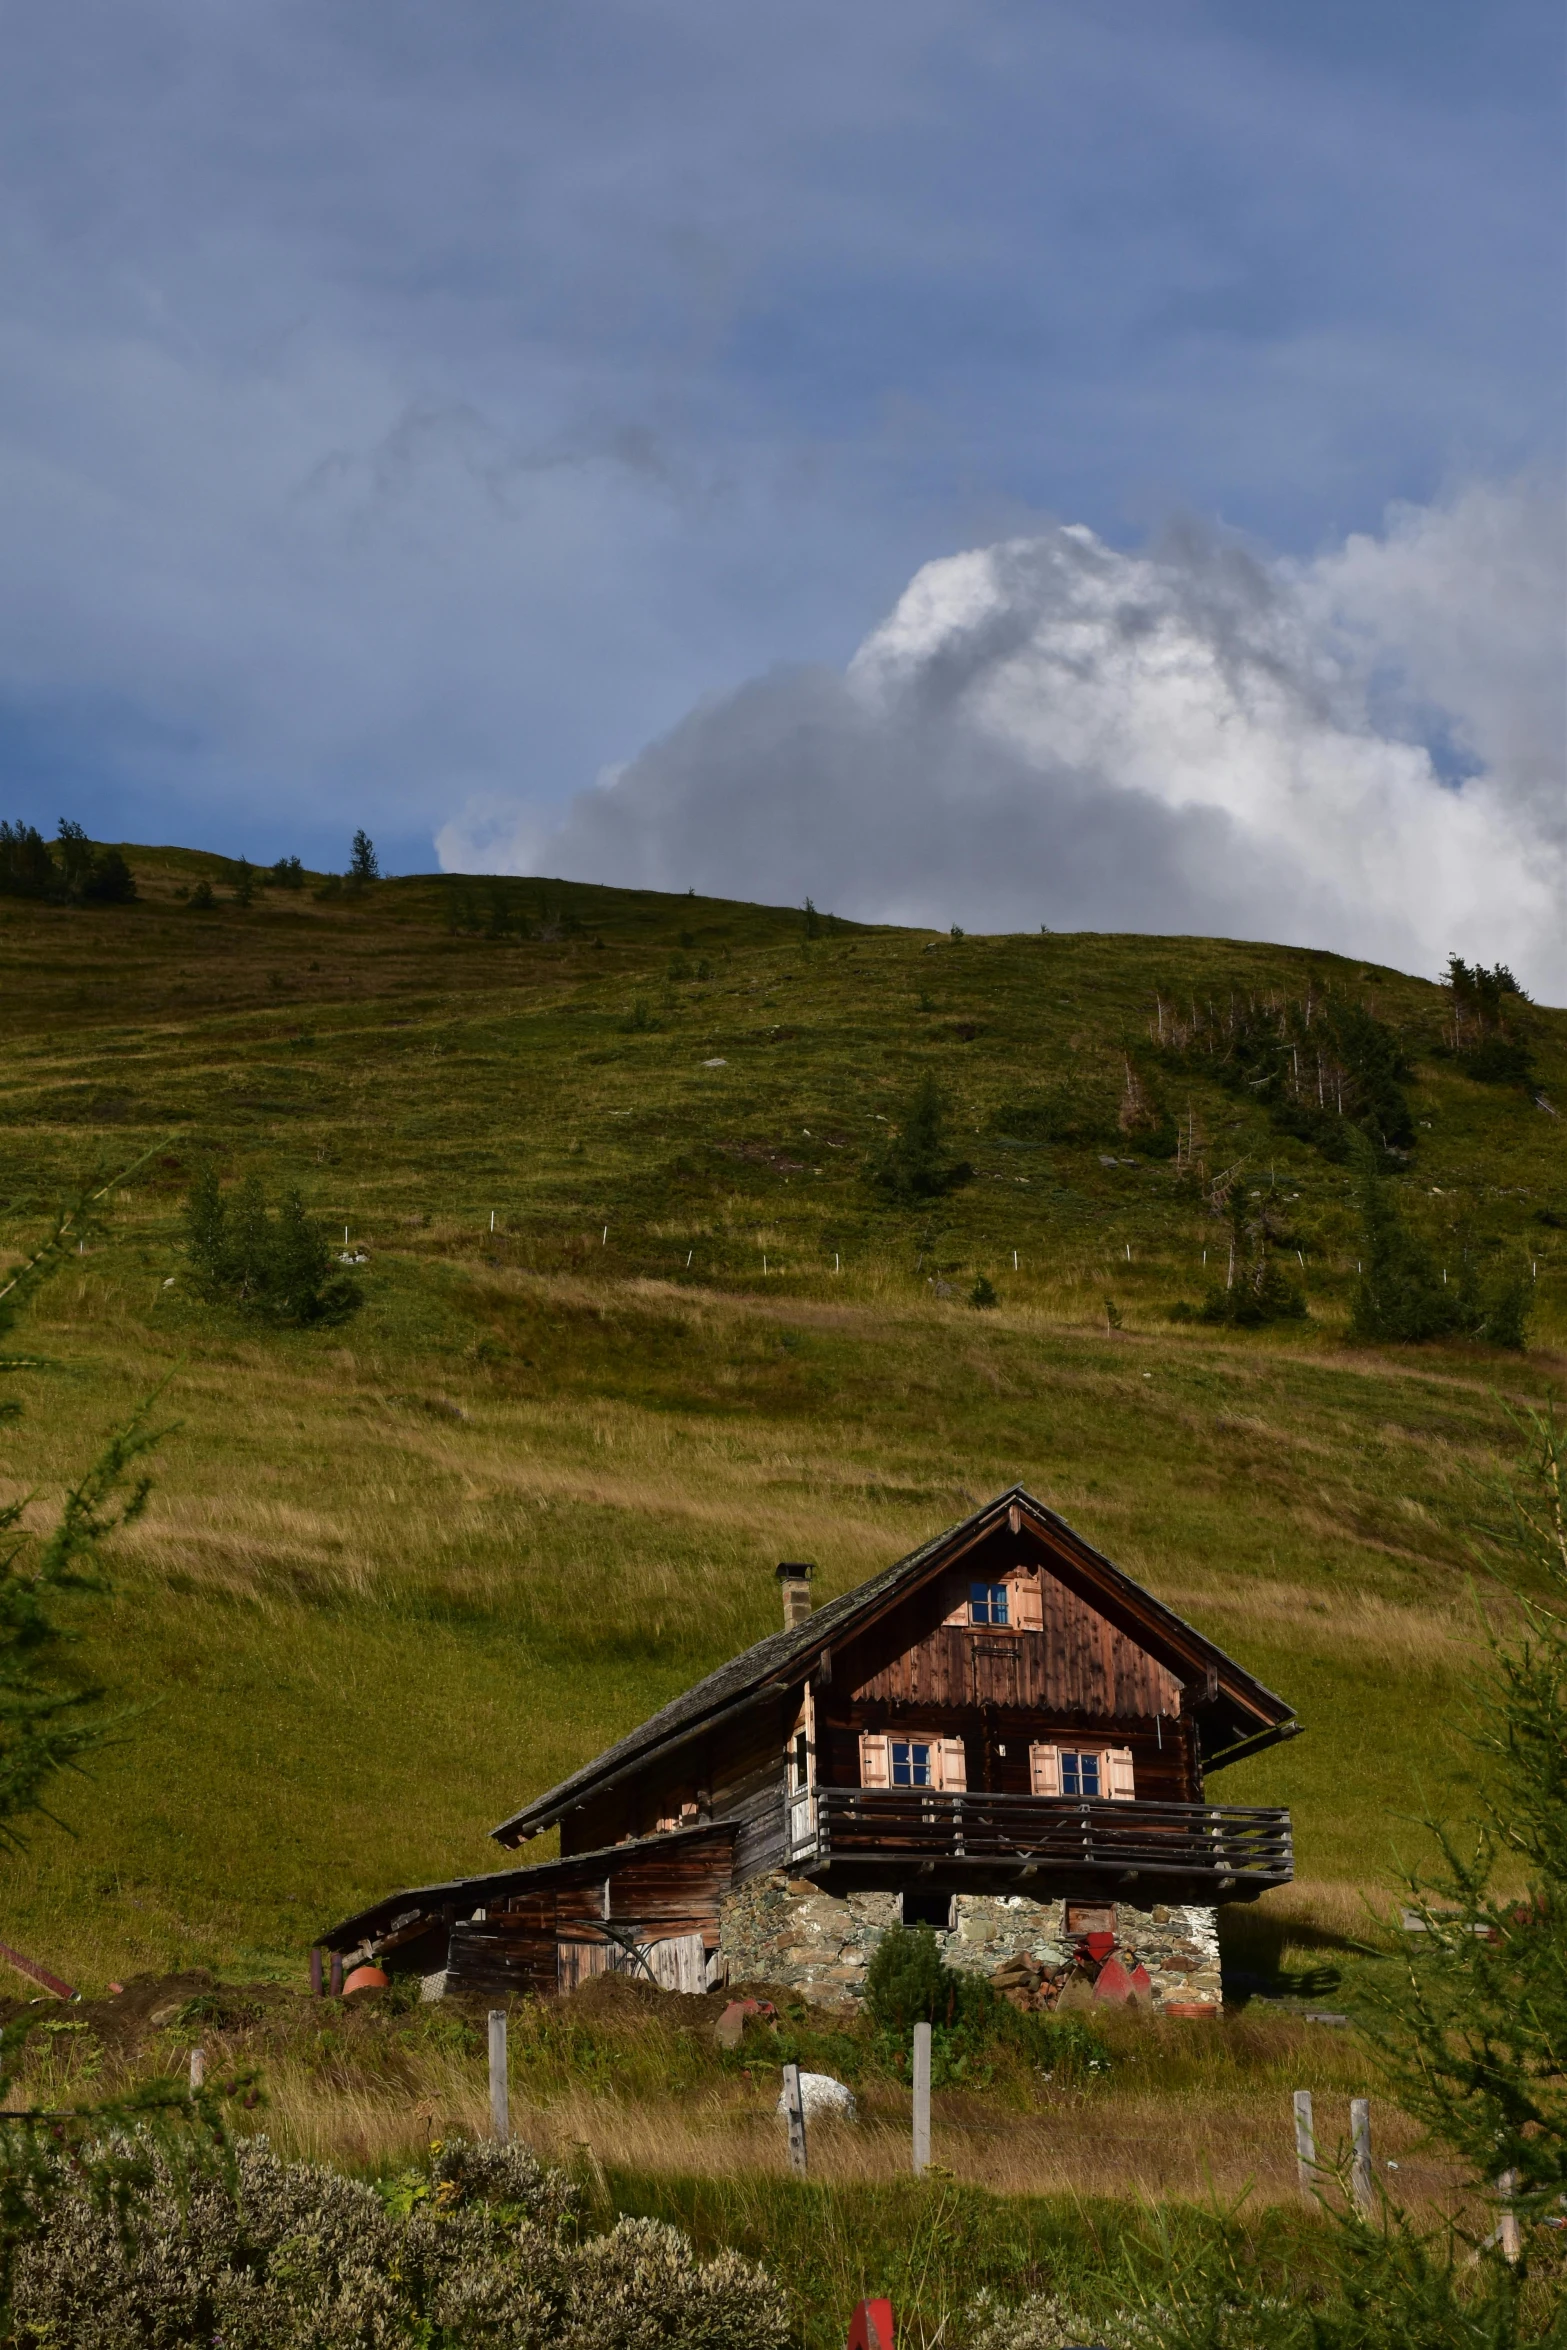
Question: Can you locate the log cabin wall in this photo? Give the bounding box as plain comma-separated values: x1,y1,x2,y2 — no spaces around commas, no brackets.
560,1706,789,1871
813,1523,1197,1801
446,1827,737,1997
838,1532,1185,1721
815,1709,1198,1800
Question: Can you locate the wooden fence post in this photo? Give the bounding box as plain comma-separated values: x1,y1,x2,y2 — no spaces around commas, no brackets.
188,2046,205,2092
912,2022,931,2177
1350,2098,1372,2217
1498,2169,1521,2265
782,2062,808,2179
1293,2090,1316,2199
488,2009,510,2145
329,1951,343,1997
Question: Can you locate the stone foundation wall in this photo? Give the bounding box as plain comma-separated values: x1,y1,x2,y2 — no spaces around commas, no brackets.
718,1874,1221,2012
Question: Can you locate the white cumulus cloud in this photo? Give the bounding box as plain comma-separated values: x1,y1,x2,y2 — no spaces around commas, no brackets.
438,477,1566,999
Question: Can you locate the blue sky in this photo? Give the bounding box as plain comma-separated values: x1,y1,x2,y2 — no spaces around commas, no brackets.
0,0,1561,925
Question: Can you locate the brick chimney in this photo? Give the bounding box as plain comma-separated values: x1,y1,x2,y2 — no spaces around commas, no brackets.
775,1561,815,1629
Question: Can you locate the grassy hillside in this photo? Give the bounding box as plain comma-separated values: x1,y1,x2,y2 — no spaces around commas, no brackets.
1,843,1563,1991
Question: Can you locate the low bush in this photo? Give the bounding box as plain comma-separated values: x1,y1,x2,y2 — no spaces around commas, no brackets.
862,1928,1110,2090
11,2132,789,2350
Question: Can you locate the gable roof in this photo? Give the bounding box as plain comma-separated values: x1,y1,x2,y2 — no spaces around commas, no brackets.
492,1485,1299,1847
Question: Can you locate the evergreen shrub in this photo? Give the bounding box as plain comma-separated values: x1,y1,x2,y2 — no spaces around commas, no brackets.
867,1075,973,1202
863,1927,1110,2089
1350,1144,1530,1350
184,1168,361,1325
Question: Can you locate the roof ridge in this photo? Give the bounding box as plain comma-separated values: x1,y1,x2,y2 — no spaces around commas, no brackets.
488,1485,1293,1845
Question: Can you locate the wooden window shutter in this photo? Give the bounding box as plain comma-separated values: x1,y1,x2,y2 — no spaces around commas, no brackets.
858,1732,891,1788
1105,1746,1136,1801
1010,1574,1043,1631
934,1737,967,1792
1029,1742,1062,1796
942,1576,970,1628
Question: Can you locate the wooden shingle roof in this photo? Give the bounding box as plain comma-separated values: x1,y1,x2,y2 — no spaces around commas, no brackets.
492,1485,1297,1847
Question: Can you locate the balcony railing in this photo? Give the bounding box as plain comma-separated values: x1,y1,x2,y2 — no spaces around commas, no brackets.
788,1787,1293,1898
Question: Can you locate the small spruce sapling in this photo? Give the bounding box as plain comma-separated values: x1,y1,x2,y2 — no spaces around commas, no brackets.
182,1167,359,1324
349,829,380,884
867,1073,972,1204
0,1207,238,2320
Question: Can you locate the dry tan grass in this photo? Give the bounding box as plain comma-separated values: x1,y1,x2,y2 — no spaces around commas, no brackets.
250,2059,1473,2220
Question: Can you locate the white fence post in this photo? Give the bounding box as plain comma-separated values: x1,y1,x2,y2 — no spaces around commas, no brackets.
1293,2090,1316,2199
1498,2169,1521,2264
912,2022,931,2176
1350,2098,1372,2217
782,2062,808,2178
488,2009,510,2144
188,2047,205,2093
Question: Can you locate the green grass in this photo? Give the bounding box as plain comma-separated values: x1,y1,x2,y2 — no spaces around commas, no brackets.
0,846,1564,1991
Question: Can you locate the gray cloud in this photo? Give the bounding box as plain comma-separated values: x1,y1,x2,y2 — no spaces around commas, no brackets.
442,480,1566,998
0,4,1558,870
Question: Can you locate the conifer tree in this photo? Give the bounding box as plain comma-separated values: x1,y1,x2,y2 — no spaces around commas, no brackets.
0,824,59,901
269,1187,337,1321
349,828,380,883
0,1189,236,2313
867,1073,972,1203
53,821,92,894
181,1167,358,1324
1364,1403,1567,2226
1350,1141,1462,1344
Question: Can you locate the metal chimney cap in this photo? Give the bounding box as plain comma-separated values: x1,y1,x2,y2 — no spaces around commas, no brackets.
775,1561,815,1581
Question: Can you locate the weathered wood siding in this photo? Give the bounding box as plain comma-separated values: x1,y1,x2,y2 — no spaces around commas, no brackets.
445,1827,736,1998
560,1707,787,1870
843,1559,1184,1719
818,1712,1197,1801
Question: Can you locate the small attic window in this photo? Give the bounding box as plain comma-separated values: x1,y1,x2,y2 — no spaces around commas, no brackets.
969,1581,1009,1627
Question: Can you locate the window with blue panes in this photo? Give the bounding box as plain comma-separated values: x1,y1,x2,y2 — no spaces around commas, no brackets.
1060,1751,1101,1798
890,1739,933,1788
969,1581,1009,1626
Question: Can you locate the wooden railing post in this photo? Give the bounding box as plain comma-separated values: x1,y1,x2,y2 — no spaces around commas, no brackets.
1293,2091,1316,2199
912,2022,931,2176
1350,2098,1372,2217
782,2062,809,2178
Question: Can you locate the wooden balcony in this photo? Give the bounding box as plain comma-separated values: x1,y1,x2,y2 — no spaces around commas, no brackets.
788,1787,1293,1904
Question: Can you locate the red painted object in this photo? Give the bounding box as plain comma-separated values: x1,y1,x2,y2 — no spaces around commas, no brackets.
714,1997,778,2048
343,1964,389,1996
847,2297,895,2350
1092,1953,1134,2004
1083,1931,1116,1964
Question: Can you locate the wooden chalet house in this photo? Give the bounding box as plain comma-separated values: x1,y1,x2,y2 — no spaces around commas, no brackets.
324,1488,1298,2007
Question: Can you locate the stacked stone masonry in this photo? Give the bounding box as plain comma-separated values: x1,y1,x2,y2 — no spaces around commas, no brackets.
718,1874,1222,2011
